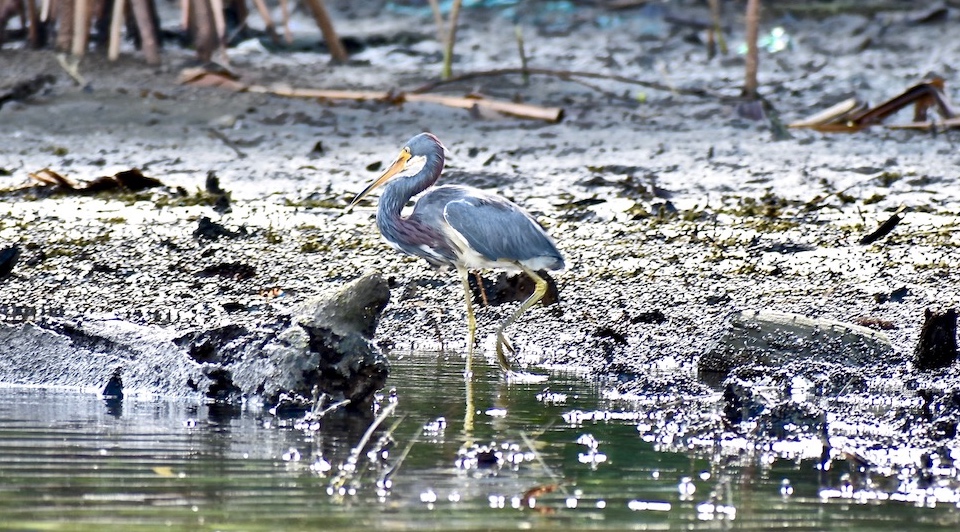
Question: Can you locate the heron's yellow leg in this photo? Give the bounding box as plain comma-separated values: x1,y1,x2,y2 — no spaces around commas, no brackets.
495,265,548,371
457,266,477,378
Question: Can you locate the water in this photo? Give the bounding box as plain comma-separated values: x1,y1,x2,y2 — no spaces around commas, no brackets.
0,352,957,531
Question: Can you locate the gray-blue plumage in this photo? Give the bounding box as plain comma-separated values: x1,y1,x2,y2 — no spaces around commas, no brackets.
349,132,563,371
366,133,563,273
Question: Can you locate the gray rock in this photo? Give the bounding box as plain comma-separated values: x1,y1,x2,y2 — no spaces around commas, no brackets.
0,317,210,397
699,310,898,375
0,272,391,408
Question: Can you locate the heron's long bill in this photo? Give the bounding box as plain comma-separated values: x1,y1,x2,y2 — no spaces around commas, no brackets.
348,149,411,208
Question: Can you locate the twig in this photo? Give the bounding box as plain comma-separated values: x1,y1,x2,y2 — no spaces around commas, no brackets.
410,67,712,98
790,79,958,132
515,25,528,86
207,127,248,159
245,83,565,122
706,0,727,58
250,0,280,44
441,0,462,80
329,401,398,491
860,205,907,245
519,431,568,495
314,398,351,418
426,0,444,42
743,0,760,99
278,0,292,43
303,0,347,63
378,426,421,485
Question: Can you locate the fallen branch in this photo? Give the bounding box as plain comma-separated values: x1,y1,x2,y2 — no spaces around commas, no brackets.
790,78,958,132
859,205,906,246
180,68,564,122
410,67,712,98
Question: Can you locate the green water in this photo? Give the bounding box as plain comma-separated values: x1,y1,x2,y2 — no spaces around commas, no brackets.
0,351,957,530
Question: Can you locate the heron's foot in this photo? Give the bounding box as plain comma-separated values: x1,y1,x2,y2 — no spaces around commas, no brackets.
495,330,517,372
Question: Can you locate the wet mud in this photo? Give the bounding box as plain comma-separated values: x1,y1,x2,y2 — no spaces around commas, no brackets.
2,0,960,497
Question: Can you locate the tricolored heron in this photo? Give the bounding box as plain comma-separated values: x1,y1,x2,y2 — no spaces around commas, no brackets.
348,133,564,373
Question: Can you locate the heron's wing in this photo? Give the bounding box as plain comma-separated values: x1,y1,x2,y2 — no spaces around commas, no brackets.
442,193,563,269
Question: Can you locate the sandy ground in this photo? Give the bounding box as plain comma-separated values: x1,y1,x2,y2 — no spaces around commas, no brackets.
1,1,959,406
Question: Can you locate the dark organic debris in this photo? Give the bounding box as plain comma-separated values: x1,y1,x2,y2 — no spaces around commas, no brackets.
0,244,20,278
205,171,232,214
699,310,898,375
593,326,628,345
860,206,906,245
0,74,55,110
914,308,958,371
196,262,257,280
193,216,247,240
855,316,897,331
874,286,910,304
26,167,164,195
630,309,667,324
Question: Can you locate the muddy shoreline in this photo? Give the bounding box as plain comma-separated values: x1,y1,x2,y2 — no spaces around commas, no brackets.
2,1,960,469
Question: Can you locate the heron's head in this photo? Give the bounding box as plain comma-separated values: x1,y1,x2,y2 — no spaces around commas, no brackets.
348,133,445,209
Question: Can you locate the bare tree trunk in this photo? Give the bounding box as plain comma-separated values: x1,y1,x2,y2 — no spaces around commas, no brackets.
71,0,90,55
56,0,74,51
25,0,43,47
130,0,158,64
743,0,760,99
302,0,346,62
189,0,216,62
107,0,124,60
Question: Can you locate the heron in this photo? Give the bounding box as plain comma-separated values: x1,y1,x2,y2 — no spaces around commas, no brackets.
348,132,564,373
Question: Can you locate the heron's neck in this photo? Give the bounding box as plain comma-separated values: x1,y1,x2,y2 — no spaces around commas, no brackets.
377,154,444,220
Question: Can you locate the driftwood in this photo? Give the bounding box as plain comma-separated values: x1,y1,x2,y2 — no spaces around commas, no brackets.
178,68,564,122
790,78,959,132
410,67,712,98
743,0,760,99
859,205,906,245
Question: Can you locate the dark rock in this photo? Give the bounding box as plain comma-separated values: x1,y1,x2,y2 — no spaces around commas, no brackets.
205,171,227,194
196,262,257,280
113,169,164,191
699,310,898,375
102,367,124,399
913,308,958,371
0,244,20,278
874,286,910,304
630,310,666,324
722,380,764,426
193,216,246,240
